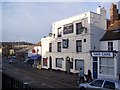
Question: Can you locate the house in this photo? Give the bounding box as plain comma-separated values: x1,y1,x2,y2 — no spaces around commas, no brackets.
90,3,120,80
41,6,106,74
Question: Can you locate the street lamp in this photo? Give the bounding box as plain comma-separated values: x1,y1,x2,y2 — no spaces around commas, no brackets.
16,36,20,51
16,36,20,62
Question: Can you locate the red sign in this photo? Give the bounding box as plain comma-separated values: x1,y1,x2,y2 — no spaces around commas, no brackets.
32,49,36,53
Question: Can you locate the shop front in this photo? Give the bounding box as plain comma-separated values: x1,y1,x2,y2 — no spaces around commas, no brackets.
90,51,119,80
30,55,41,69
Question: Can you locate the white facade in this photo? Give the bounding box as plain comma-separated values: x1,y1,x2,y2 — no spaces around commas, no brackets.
91,32,120,80
99,40,120,80
41,7,106,74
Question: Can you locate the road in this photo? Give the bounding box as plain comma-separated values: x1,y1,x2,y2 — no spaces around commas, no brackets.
2,58,78,89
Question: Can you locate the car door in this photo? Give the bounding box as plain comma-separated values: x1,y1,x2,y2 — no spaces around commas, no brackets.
87,80,104,90
102,81,115,90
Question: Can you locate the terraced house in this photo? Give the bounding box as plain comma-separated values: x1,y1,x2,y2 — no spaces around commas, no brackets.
91,3,120,80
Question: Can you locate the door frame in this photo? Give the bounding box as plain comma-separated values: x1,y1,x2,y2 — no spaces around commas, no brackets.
93,57,98,79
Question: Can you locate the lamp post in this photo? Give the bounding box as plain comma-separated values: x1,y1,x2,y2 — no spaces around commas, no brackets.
16,36,20,61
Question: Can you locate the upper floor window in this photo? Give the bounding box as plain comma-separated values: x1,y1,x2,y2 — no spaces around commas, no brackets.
108,42,113,51
76,22,87,34
63,23,73,34
62,39,69,48
49,43,52,52
76,40,82,52
57,42,61,52
57,27,62,37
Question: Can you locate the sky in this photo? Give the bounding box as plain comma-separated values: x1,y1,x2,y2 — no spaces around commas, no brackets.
1,0,120,44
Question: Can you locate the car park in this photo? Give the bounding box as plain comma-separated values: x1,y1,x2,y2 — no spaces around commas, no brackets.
78,79,120,90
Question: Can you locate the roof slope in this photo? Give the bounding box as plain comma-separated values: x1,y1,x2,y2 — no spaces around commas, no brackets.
100,29,120,41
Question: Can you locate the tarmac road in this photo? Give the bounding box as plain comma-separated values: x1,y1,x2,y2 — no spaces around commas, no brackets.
2,58,78,89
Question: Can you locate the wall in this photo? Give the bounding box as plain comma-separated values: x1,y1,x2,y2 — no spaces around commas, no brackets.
101,40,120,51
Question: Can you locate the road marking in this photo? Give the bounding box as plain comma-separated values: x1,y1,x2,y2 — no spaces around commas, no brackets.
41,83,55,88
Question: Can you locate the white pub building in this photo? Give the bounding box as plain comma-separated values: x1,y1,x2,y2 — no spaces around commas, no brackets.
41,6,106,75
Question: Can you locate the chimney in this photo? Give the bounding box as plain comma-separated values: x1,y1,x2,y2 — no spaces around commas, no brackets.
110,3,119,24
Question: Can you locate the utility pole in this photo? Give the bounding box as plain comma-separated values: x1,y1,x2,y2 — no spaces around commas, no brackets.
16,36,20,61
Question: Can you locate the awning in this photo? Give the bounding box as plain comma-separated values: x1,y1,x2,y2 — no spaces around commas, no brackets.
30,55,41,60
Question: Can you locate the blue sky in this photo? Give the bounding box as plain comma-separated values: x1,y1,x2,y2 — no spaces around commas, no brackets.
1,1,120,44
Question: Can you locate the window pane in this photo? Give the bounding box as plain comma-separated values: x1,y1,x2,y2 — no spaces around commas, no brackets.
57,42,61,52
76,40,82,52
100,66,107,74
100,59,107,66
90,80,104,87
107,59,114,67
108,67,114,75
75,59,84,70
43,58,47,66
56,58,63,68
103,81,115,89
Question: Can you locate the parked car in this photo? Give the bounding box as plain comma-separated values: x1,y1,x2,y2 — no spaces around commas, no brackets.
24,59,34,65
9,56,17,64
78,79,120,90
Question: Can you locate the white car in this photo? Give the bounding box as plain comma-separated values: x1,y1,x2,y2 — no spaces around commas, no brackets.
78,79,120,90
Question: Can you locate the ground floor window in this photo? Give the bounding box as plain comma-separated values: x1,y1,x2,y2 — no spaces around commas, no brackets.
99,58,114,76
43,58,47,66
75,59,84,70
56,58,63,68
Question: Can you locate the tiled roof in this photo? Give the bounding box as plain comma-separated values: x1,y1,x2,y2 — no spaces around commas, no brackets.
35,42,41,46
100,29,120,41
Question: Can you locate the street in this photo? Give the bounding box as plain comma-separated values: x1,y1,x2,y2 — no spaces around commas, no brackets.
2,58,79,89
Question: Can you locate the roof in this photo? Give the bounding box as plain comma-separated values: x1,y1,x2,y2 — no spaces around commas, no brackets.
100,29,120,41
35,42,41,46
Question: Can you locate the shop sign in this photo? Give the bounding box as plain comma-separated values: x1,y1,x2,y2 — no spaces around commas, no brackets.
91,52,114,57
63,24,73,34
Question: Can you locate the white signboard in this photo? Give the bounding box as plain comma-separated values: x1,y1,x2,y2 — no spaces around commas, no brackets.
91,52,114,57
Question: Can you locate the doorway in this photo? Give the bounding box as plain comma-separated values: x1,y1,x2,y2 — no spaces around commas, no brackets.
66,57,70,74
93,57,98,79
49,56,52,70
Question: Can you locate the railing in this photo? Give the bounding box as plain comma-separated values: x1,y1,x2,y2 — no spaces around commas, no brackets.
2,73,33,90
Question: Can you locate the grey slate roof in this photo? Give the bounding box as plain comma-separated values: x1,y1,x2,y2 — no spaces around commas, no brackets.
100,29,120,41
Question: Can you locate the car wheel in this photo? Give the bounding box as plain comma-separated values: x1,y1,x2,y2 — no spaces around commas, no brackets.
80,87,86,90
